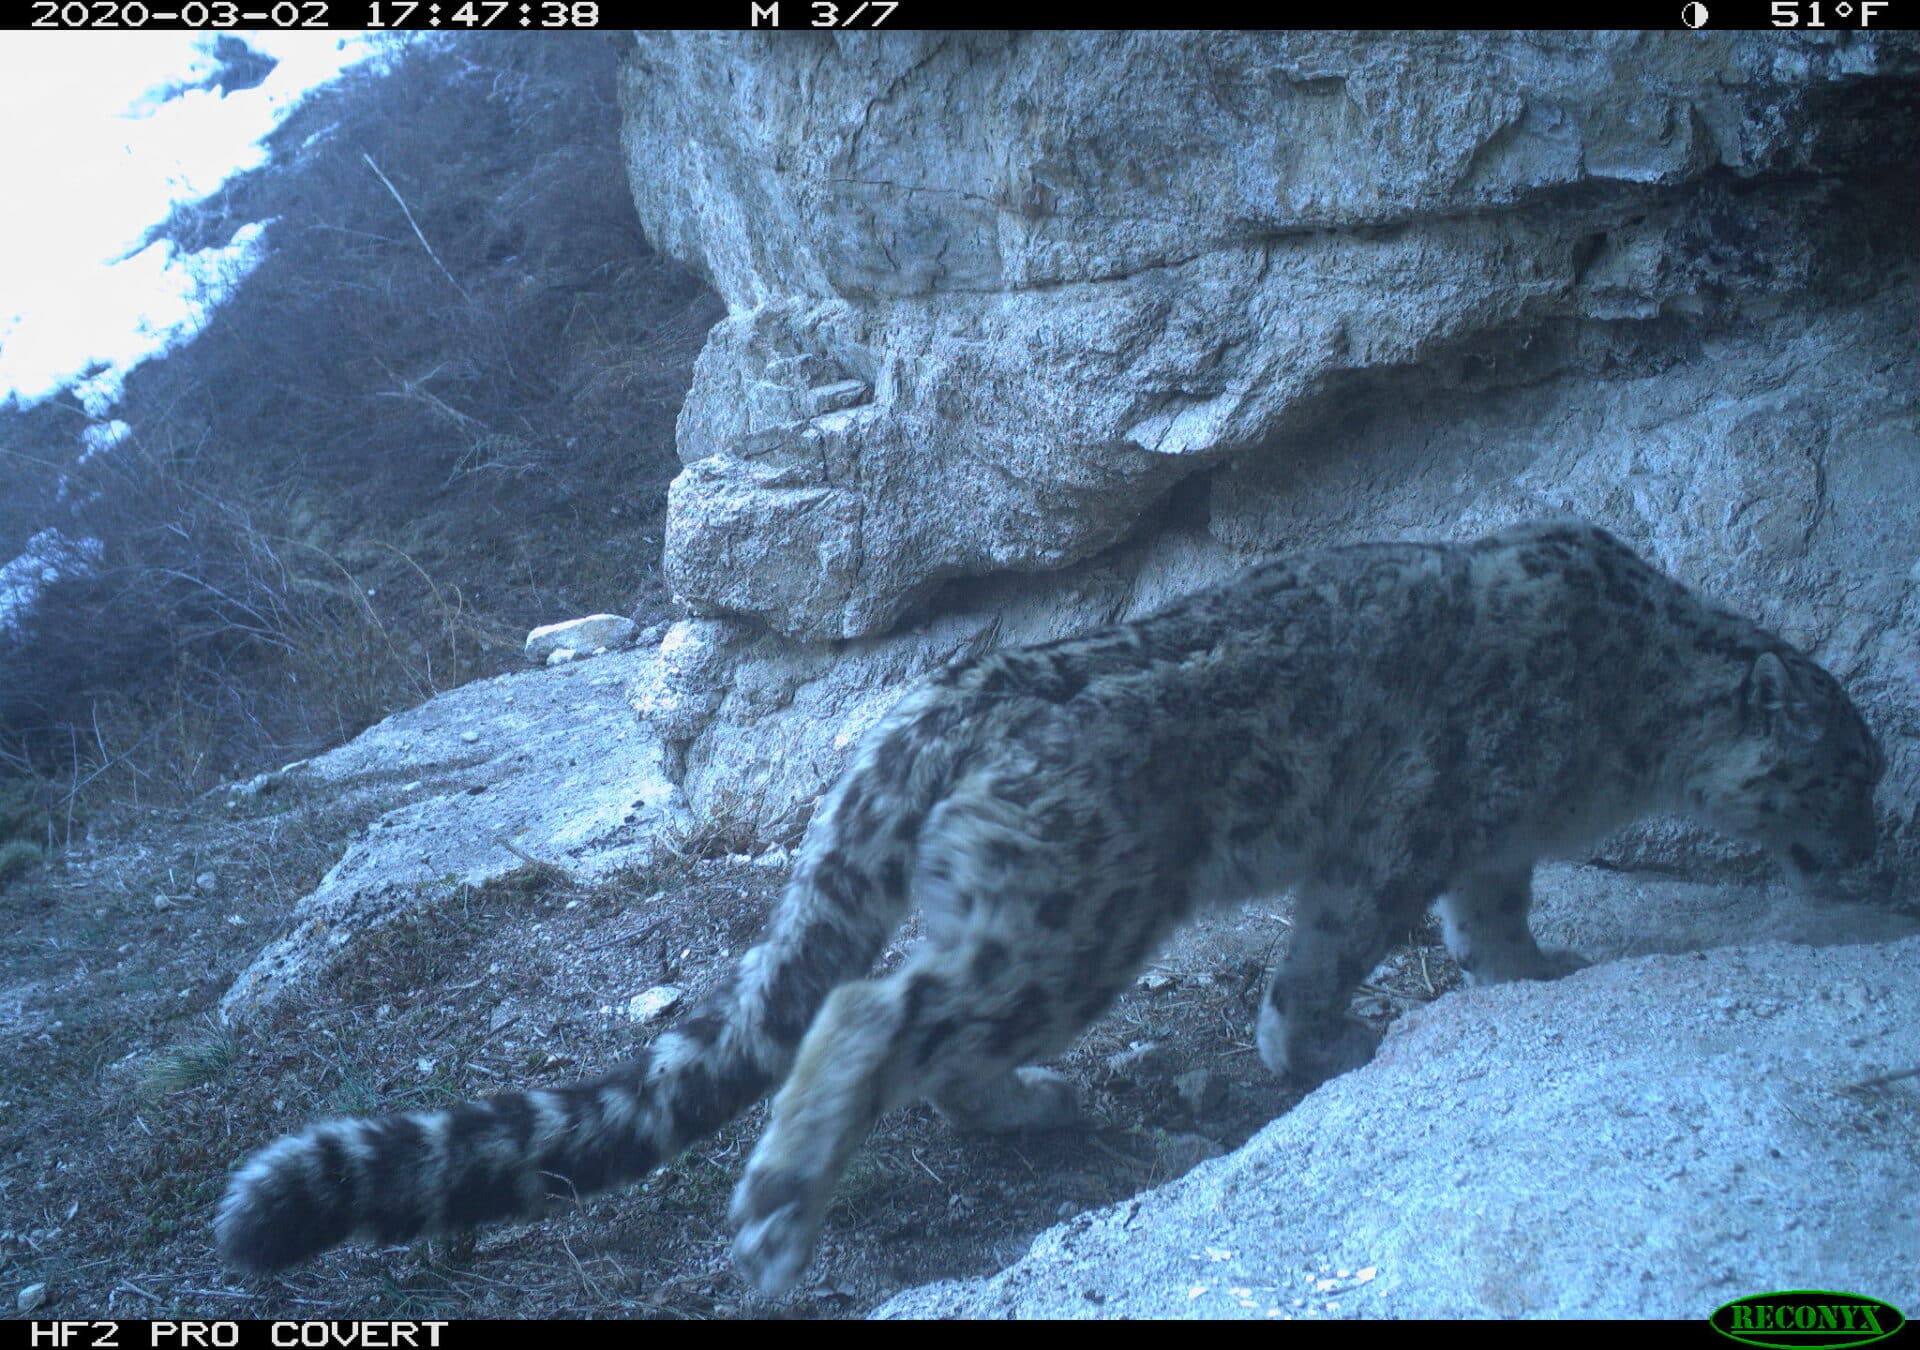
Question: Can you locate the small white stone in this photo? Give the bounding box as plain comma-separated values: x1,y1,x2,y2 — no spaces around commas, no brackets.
626,985,686,1024
525,614,637,662
1105,1041,1172,1077
17,1282,48,1313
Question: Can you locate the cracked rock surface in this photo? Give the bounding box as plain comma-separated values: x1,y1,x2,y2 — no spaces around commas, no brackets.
620,32,1918,885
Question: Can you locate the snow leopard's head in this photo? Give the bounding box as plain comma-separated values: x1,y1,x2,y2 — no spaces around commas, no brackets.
1694,649,1883,890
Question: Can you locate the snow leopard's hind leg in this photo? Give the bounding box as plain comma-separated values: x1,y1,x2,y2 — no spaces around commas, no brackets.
726,815,1179,1297
725,931,1100,1297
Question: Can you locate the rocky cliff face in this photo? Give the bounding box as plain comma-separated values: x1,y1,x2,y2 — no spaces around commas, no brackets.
620,32,1919,886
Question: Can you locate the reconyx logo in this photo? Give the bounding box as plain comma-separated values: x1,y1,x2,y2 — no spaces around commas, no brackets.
1711,1291,1906,1349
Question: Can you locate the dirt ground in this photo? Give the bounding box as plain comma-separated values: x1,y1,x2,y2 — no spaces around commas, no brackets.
1,787,1466,1320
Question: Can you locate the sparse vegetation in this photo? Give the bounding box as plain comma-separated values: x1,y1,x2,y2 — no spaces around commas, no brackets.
658,782,813,870
0,837,41,886
139,1019,242,1099
0,32,718,821
0,770,56,848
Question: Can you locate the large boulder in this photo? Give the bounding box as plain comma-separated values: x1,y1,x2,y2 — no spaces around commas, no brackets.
619,31,1919,886
876,930,1920,1319
221,648,682,1018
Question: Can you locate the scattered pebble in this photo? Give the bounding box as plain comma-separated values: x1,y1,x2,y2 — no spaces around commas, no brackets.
1174,1067,1226,1116
1104,1040,1173,1078
1155,1131,1227,1172
627,985,685,1024
17,1283,48,1313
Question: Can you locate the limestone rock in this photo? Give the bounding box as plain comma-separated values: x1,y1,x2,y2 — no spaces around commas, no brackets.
619,30,1919,890
625,31,1918,641
877,935,1920,1318
221,648,683,1020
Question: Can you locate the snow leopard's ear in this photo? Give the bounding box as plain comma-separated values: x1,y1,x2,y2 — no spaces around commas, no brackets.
1744,651,1821,745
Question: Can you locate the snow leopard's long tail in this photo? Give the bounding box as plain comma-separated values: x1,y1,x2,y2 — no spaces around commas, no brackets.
215,691,966,1274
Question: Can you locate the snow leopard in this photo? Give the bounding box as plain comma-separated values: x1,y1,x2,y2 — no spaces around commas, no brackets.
216,520,1882,1296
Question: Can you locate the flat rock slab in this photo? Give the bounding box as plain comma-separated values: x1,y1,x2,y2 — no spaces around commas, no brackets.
221,646,680,1020
878,932,1920,1319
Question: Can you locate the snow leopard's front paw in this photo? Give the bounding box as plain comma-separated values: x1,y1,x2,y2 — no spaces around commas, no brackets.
1257,1002,1380,1088
934,1066,1084,1135
1465,944,1593,986
1531,946,1592,980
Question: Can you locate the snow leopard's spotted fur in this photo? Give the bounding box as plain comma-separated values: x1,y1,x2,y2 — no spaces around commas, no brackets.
217,521,1882,1295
